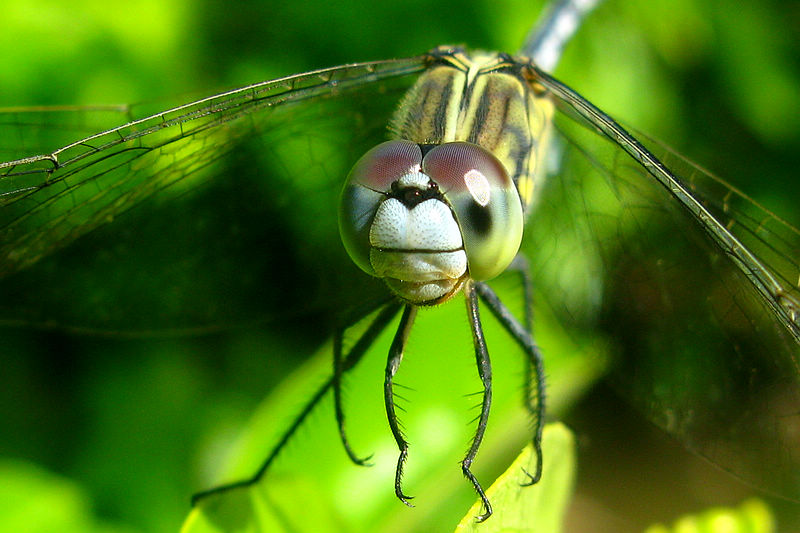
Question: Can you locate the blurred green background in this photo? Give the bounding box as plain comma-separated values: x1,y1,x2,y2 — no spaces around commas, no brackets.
0,0,798,532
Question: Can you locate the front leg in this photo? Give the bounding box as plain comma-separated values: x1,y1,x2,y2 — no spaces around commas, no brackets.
384,304,418,506
462,281,494,522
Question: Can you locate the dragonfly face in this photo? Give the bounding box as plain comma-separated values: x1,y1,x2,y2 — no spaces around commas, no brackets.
341,139,518,303
2,0,799,530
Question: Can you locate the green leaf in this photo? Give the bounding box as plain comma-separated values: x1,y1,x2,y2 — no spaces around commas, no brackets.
183,296,605,533
455,423,576,533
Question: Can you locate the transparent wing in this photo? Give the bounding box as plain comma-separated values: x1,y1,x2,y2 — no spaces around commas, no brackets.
525,68,800,500
0,58,427,334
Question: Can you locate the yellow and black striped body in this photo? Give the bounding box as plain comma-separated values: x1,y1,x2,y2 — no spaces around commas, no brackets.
390,47,554,215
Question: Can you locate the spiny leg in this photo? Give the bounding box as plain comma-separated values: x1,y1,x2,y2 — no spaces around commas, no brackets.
502,253,542,484
462,282,494,522
475,281,546,486
507,253,534,332
191,300,401,505
384,304,418,506
333,298,398,466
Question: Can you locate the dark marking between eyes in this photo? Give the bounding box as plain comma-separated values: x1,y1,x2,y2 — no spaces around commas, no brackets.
390,180,442,208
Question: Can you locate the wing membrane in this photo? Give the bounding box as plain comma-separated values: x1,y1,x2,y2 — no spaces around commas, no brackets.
0,58,427,273
535,66,800,340
525,68,800,499
0,58,427,333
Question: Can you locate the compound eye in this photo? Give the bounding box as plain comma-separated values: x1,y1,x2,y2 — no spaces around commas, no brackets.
423,142,523,281
339,140,423,275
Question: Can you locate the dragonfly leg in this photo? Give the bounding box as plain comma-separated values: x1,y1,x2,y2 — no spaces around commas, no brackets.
507,253,534,331
462,282,494,522
475,280,546,486
384,304,418,506
503,253,543,482
334,320,372,466
191,299,401,506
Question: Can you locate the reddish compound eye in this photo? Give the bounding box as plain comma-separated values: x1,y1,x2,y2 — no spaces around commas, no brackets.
339,141,423,275
346,140,423,192
423,142,523,281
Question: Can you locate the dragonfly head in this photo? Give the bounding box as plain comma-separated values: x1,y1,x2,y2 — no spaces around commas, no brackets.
339,140,523,305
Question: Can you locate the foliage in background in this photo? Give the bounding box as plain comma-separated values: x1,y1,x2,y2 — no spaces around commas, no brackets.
0,0,797,532
644,499,775,533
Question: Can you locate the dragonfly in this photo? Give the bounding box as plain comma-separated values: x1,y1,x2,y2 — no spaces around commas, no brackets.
1,0,799,527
